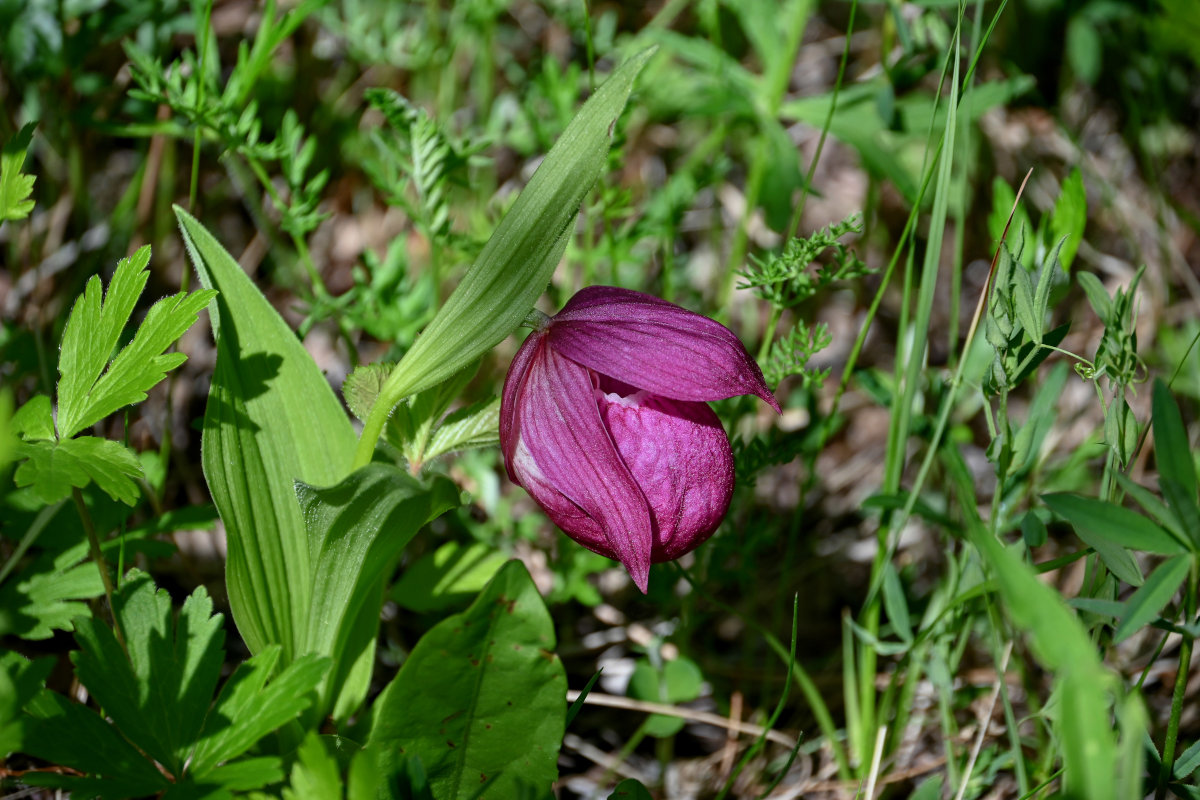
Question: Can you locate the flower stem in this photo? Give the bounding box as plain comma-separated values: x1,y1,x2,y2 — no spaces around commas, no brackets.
73,487,126,651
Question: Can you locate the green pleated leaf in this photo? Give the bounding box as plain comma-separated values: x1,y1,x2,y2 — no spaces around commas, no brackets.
296,463,459,719
369,560,567,799
359,48,656,464
176,206,356,662
1113,556,1191,643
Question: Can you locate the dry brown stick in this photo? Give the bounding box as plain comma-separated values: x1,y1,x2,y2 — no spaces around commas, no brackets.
565,690,797,749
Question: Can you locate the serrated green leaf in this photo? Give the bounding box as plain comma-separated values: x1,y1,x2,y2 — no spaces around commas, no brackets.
342,362,393,422
14,436,144,505
0,652,54,757
423,396,500,463
196,757,285,793
296,463,459,719
72,571,225,775
398,361,480,465
1044,493,1187,556
1114,556,1191,643
11,394,53,441
59,282,217,440
360,48,656,465
0,122,37,221
0,554,100,639
176,206,357,663
1152,379,1200,548
1051,169,1086,270
281,733,343,800
57,248,151,437
189,648,329,776
369,560,566,799
21,690,169,798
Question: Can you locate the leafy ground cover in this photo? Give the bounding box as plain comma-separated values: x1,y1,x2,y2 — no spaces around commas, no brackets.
2,0,1199,798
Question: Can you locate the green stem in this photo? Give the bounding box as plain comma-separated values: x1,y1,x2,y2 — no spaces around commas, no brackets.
73,488,125,650
1156,561,1198,799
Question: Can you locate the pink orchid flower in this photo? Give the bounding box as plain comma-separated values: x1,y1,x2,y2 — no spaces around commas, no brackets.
500,286,780,593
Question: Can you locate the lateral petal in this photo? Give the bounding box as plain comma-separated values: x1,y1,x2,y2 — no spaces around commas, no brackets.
499,330,544,481
550,286,780,411
515,339,655,592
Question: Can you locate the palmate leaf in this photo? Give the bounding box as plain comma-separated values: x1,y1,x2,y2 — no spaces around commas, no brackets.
369,560,567,799
0,520,170,641
14,436,143,505
188,647,329,776
0,121,37,221
72,571,225,776
18,571,328,798
56,246,216,439
0,652,54,757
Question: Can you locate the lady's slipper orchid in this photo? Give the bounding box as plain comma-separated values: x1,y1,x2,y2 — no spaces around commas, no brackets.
500,286,780,593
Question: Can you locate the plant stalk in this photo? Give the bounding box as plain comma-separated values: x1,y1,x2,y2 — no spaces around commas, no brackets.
73,488,126,650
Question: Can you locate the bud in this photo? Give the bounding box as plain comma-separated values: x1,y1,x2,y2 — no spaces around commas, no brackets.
500,287,780,592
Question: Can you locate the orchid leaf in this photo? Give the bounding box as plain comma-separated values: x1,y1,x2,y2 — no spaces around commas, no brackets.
359,47,656,464
176,206,356,662
369,560,566,799
296,463,460,720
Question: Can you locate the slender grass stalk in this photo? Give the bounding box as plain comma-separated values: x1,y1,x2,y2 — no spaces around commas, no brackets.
189,0,214,214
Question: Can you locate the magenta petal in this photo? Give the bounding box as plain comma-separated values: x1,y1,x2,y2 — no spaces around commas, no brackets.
510,340,655,591
598,390,734,562
550,286,781,412
500,330,544,481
